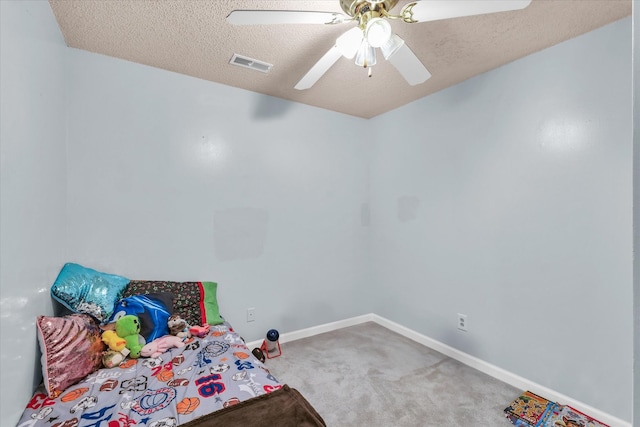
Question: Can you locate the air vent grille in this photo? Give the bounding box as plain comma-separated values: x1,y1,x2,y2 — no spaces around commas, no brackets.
230,54,273,73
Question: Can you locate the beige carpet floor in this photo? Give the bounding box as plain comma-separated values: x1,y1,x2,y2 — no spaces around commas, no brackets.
264,322,520,426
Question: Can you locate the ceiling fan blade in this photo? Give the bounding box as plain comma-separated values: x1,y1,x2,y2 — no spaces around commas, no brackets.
402,0,532,23
335,27,364,59
387,42,431,86
294,46,342,90
227,10,351,25
295,28,363,90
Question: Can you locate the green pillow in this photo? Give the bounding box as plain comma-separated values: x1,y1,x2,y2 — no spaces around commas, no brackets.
201,282,223,325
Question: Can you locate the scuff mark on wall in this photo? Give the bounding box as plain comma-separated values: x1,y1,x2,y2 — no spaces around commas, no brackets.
397,196,420,222
361,202,370,227
213,207,269,261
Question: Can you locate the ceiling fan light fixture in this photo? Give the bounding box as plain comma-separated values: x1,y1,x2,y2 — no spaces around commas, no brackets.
355,39,376,68
365,17,392,48
380,33,404,60
229,0,535,90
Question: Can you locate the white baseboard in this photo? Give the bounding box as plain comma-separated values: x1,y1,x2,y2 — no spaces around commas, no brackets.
244,313,374,350
247,313,631,427
369,314,631,427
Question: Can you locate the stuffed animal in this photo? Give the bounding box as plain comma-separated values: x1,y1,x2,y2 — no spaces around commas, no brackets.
189,324,211,338
140,335,185,358
167,314,191,339
115,315,143,359
101,328,130,367
101,330,127,352
102,350,127,368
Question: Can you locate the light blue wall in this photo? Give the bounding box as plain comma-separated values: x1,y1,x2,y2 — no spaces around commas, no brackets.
370,17,633,421
0,1,69,424
63,49,372,343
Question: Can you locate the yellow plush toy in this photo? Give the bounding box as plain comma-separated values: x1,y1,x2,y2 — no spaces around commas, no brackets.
101,330,127,352
101,326,131,368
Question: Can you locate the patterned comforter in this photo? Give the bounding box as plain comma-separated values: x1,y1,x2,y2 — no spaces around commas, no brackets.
17,322,282,427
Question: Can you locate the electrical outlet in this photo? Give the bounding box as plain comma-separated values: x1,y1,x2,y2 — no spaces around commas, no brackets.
457,313,468,332
247,307,255,323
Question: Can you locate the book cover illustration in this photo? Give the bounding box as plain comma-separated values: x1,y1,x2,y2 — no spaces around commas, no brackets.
504,391,555,426
539,404,609,427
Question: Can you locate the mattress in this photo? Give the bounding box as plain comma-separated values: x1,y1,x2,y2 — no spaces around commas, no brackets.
16,321,322,427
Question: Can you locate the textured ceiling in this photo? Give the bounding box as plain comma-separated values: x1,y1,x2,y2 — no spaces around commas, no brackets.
49,0,631,119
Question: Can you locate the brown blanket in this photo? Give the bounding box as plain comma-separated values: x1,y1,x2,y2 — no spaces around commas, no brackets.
180,384,326,427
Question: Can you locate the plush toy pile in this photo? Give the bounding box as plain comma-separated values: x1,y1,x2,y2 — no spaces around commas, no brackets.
100,313,213,368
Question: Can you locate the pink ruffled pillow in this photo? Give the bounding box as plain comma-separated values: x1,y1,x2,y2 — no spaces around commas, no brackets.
36,314,106,398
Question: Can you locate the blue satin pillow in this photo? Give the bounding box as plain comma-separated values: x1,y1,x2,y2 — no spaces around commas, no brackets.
51,263,130,323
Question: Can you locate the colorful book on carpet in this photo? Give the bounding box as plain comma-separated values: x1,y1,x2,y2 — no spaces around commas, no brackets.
539,404,609,427
504,391,556,426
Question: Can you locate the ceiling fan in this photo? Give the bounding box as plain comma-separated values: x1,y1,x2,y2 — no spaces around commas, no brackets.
227,0,532,90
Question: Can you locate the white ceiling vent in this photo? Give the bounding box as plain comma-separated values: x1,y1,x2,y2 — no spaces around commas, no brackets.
229,54,273,73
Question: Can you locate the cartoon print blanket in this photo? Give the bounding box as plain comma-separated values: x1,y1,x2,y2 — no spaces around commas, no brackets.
17,322,288,427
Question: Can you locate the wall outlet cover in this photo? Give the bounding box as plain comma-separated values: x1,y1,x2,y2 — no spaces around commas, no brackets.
457,313,468,332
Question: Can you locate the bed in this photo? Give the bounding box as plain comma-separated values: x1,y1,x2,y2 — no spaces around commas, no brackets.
16,263,326,427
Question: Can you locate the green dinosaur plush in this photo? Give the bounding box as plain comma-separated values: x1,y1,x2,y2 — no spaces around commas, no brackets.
115,315,143,358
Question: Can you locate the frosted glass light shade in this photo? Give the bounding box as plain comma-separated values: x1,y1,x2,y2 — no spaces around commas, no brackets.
365,17,392,48
355,39,376,67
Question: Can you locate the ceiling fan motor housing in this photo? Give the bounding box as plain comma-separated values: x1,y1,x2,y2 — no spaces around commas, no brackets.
339,0,399,17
